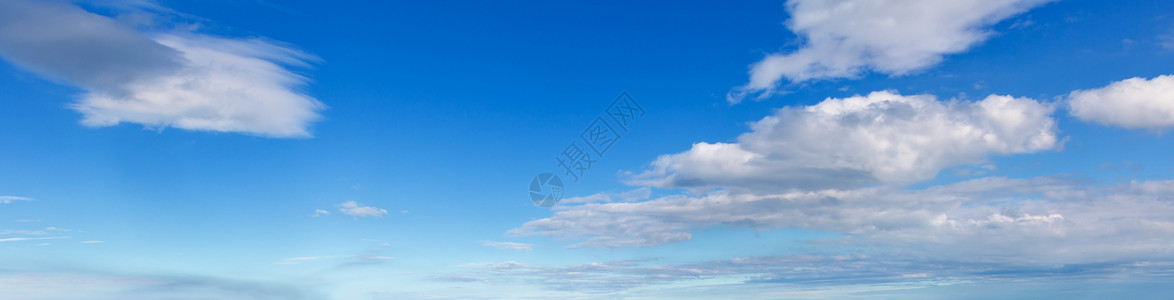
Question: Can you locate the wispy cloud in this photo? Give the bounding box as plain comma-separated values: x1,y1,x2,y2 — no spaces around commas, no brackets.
80,240,104,244
431,275,489,283
0,236,70,243
308,209,330,217
0,0,324,137
1160,29,1174,50
337,201,388,218
482,241,534,251
730,0,1054,102
559,187,652,204
1,227,66,235
276,256,334,265
0,271,326,299
452,254,1174,295
0,196,32,204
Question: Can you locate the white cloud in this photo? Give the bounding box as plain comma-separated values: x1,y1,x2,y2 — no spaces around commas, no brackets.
0,196,32,204
731,0,1052,102
559,187,651,204
337,201,388,218
630,91,1059,191
510,176,1174,271
0,236,70,243
482,241,534,251
1068,75,1174,130
1,227,65,236
80,240,104,244
309,209,330,217
0,0,324,137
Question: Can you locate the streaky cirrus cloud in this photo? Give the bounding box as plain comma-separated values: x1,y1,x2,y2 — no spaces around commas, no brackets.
630,91,1059,191
558,187,652,204
0,0,324,137
454,252,1174,296
308,209,330,217
0,196,33,204
482,241,535,251
730,0,1054,102
337,201,388,218
1068,75,1174,130
0,236,71,243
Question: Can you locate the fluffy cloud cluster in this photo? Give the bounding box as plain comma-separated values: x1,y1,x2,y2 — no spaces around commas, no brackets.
732,0,1053,101
0,0,323,137
631,91,1059,191
1068,75,1174,130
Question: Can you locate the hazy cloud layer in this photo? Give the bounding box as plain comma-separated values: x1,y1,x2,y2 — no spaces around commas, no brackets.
1069,75,1174,130
630,91,1059,191
731,0,1052,102
456,252,1174,295
482,241,535,251
0,0,324,137
512,176,1174,269
0,271,325,300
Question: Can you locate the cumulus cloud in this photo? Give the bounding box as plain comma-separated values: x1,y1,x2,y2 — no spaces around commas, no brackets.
630,91,1059,191
1068,75,1174,130
731,0,1052,102
0,0,324,137
308,209,330,217
482,241,534,251
337,201,388,218
0,196,32,204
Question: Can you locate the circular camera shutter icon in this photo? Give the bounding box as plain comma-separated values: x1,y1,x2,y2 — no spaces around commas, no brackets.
529,172,564,207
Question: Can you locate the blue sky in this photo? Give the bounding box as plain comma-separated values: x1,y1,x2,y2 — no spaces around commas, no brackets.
1,0,1173,299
